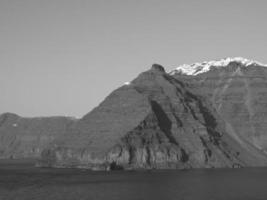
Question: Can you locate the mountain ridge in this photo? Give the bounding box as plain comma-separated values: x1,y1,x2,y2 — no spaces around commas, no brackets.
38,63,267,169
1,58,267,170
170,57,267,75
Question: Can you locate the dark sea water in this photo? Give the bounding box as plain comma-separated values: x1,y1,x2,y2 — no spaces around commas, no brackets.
0,160,267,200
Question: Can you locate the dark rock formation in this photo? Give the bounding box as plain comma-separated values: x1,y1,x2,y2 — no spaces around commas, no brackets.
39,63,267,169
151,64,166,73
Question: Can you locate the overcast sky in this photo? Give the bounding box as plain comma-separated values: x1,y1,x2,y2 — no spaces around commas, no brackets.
1,0,267,117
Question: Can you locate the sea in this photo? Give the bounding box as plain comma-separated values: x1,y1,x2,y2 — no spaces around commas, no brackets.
0,159,266,200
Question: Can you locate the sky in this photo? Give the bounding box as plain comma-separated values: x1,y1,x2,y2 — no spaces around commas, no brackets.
1,0,267,118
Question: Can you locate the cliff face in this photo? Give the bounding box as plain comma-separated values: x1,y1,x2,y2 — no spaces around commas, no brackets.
0,113,75,159
172,60,267,158
2,58,267,170
39,64,267,170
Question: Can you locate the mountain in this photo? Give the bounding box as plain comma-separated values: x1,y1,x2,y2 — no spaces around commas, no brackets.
171,57,267,156
2,57,267,170
39,62,267,170
0,113,76,159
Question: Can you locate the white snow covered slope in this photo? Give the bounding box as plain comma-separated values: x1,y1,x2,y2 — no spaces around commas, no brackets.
170,57,267,76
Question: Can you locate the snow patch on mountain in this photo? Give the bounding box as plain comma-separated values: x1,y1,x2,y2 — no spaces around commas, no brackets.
124,82,131,85
170,57,267,76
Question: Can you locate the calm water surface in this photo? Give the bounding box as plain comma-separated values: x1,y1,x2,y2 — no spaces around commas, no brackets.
0,160,266,200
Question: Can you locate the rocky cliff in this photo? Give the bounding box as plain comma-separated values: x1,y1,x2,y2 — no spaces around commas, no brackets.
39,63,267,170
2,57,267,170
0,113,75,159
171,57,267,159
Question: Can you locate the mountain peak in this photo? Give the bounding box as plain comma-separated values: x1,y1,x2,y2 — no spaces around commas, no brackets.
151,64,165,73
0,112,20,119
170,57,267,76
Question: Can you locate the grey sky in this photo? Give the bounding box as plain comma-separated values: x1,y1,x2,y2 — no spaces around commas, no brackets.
1,0,267,117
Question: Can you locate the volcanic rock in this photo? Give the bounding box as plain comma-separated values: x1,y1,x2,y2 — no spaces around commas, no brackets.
0,113,75,159
171,57,267,159
39,64,267,170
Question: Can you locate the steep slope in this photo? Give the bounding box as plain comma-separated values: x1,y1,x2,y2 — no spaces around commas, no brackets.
0,113,76,159
39,64,267,170
171,57,267,156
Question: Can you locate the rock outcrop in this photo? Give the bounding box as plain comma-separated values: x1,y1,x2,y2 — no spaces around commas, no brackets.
39,63,267,170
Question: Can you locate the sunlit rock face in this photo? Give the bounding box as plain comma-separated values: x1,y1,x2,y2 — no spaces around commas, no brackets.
171,58,267,157
0,113,75,159
39,63,267,170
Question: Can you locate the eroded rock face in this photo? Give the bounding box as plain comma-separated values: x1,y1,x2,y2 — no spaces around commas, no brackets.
3,59,267,170
39,64,267,170
0,113,75,159
172,60,267,160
